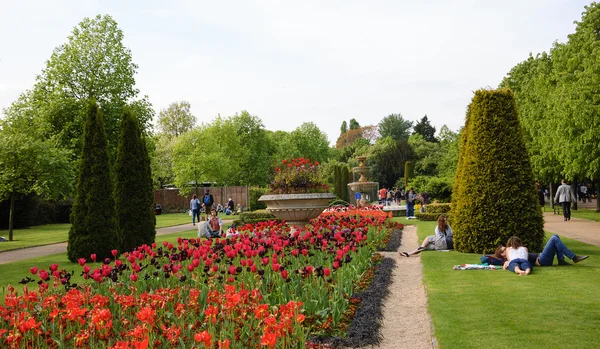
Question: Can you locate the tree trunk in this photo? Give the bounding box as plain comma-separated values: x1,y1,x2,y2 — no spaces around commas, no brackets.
549,183,554,209
8,192,15,242
571,180,578,210
597,178,600,212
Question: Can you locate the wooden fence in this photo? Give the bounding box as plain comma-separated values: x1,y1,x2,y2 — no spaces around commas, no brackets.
154,186,249,213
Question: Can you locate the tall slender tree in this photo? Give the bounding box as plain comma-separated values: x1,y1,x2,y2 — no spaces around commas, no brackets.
115,108,156,254
68,101,119,262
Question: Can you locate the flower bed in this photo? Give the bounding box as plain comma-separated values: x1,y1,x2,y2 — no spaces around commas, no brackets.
0,209,391,348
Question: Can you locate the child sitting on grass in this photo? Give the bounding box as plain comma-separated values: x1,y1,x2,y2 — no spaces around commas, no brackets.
503,236,532,275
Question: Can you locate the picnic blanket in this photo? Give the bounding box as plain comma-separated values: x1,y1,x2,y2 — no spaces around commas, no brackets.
453,263,502,270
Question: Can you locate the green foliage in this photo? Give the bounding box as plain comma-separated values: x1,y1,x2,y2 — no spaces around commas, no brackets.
340,121,348,135
115,108,156,254
413,115,437,142
248,187,268,211
424,203,452,213
157,101,196,137
332,163,350,202
349,118,360,130
232,111,273,186
2,15,154,164
366,137,414,188
289,122,331,163
415,212,447,221
232,210,277,226
409,176,453,202
68,101,119,262
404,160,413,189
378,113,413,142
450,89,544,253
0,127,73,240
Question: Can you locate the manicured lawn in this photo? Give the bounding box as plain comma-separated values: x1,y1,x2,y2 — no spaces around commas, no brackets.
571,209,600,222
404,219,600,349
0,224,70,252
0,213,233,252
0,229,198,297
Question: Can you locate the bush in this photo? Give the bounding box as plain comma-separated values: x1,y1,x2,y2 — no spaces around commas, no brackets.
232,210,277,226
416,212,445,221
68,102,119,262
408,176,453,202
0,196,73,229
450,89,544,253
248,187,268,211
425,203,451,213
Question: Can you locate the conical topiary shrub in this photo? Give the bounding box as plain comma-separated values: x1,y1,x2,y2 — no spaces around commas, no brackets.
68,101,119,262
115,108,156,254
450,89,544,253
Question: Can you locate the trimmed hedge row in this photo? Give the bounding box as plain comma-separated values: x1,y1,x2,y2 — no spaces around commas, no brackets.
425,203,451,213
416,212,451,221
232,210,277,226
0,196,72,229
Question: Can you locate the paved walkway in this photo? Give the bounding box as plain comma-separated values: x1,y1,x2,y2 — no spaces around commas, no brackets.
0,222,226,265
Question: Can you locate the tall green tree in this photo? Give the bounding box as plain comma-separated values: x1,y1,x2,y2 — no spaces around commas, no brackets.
349,118,360,130
157,101,196,137
366,137,414,188
413,115,437,142
67,101,119,262
232,111,273,186
115,109,156,254
2,14,153,163
378,113,413,142
340,121,348,135
289,122,331,163
450,89,544,253
0,131,72,241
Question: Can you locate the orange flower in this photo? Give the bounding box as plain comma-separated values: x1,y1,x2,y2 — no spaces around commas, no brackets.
260,331,277,348
194,330,212,348
135,306,155,326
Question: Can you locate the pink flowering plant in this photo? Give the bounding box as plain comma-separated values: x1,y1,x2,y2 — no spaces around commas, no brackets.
269,158,330,194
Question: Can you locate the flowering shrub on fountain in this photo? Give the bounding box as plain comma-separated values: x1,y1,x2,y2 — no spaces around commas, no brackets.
0,209,391,348
269,158,329,194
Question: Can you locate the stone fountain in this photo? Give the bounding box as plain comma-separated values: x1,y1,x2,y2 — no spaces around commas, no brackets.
347,156,379,206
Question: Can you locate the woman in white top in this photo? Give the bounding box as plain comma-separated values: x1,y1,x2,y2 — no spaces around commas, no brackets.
400,214,453,257
503,236,532,275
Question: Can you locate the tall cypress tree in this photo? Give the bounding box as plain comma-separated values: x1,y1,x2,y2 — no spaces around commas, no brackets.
68,101,119,262
450,89,544,253
115,108,156,253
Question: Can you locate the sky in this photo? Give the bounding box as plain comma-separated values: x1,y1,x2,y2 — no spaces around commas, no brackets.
0,0,592,145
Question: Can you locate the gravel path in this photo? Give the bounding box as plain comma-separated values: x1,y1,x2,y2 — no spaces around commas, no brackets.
375,226,435,349
543,212,600,246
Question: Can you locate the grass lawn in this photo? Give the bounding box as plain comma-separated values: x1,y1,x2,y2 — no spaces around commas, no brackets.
0,212,234,252
571,208,600,222
402,219,600,349
0,229,198,297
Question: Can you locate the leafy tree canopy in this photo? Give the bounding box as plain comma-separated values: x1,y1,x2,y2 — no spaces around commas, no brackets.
413,115,437,142
378,113,413,142
157,101,196,137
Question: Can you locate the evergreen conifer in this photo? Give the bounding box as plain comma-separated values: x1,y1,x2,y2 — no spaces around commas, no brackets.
115,108,156,253
67,101,119,262
450,89,544,253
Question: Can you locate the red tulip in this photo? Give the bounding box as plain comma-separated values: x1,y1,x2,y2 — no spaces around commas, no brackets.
111,249,118,257
324,267,331,276
38,270,49,281
83,265,91,274
90,254,97,262
281,270,288,279
78,258,87,266
333,261,340,269
49,264,58,272
29,266,38,275
229,266,236,275
130,274,138,282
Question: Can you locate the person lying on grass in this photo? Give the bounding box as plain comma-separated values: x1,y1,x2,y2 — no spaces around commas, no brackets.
400,214,453,257
495,234,589,266
503,236,532,275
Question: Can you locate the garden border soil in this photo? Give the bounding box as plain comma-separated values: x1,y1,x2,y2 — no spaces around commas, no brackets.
310,228,403,348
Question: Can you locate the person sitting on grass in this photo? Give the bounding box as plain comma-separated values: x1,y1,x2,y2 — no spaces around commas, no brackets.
503,236,532,276
495,234,589,266
400,214,453,257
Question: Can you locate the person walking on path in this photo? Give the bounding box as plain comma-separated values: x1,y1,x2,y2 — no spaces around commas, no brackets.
555,179,574,221
190,194,201,225
202,189,214,220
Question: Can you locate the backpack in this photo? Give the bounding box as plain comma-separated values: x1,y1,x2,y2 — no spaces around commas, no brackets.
203,194,211,205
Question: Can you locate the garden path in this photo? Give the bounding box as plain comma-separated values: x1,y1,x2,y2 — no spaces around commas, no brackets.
375,226,436,349
0,222,230,265
543,212,600,246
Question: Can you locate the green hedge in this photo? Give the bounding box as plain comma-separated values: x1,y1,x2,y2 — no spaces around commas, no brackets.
425,203,451,213
248,187,268,211
232,210,276,226
416,212,451,221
